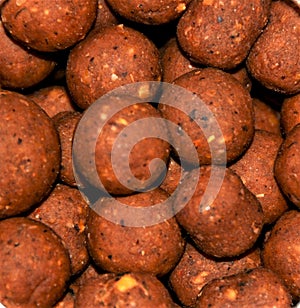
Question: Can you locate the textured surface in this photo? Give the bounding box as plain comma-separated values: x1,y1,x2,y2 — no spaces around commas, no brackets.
159,68,254,165
275,124,300,207
53,111,81,187
28,184,89,276
66,24,161,109
0,90,60,218
0,217,71,307
247,1,300,94
231,129,287,224
262,210,300,301
177,0,271,69
175,166,263,258
281,93,300,134
196,267,292,307
1,0,97,52
28,86,76,118
169,243,261,307
76,272,177,307
87,189,185,276
106,0,191,25
0,20,56,89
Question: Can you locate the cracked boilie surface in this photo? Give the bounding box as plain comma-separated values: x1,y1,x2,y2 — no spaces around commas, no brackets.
169,243,262,307
27,86,77,118
195,267,292,307
230,129,288,224
76,272,177,307
28,184,89,276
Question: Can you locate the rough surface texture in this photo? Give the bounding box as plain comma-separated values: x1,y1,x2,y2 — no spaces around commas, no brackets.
28,184,89,276
28,86,76,118
159,68,254,165
0,90,60,219
54,292,75,308
87,189,185,276
246,1,300,94
281,93,300,134
1,0,97,52
253,98,281,135
230,129,288,224
159,158,188,195
106,0,192,25
0,217,71,307
262,210,300,301
76,272,177,307
53,111,81,187
175,166,263,258
0,20,56,89
169,243,261,307
275,124,300,207
195,267,292,307
161,37,252,91
161,37,200,83
74,98,170,195
66,24,162,109
90,0,119,33
177,0,271,69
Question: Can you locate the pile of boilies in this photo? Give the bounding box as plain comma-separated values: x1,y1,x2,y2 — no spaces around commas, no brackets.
0,0,300,307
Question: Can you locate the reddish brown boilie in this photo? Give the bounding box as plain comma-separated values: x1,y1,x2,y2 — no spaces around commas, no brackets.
76,272,177,307
53,111,82,187
195,267,292,307
0,90,60,219
246,1,300,94
177,0,271,69
86,189,185,276
66,24,161,109
175,166,263,258
0,217,71,307
0,20,56,89
73,96,170,195
159,68,254,165
1,0,98,52
27,86,76,118
28,184,89,276
90,0,119,33
230,129,288,224
262,210,300,301
169,243,262,307
274,124,300,207
252,98,281,135
281,93,300,135
105,0,192,25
